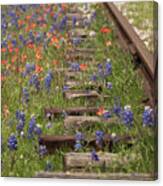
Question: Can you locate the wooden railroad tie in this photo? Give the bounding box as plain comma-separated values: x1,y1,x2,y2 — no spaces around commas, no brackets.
64,90,100,99
45,106,99,116
63,152,138,170
39,134,135,153
64,116,117,128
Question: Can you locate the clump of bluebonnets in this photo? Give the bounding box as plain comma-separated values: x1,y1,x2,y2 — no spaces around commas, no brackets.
142,106,154,127
22,87,29,105
95,130,104,148
8,133,17,150
122,105,134,129
39,145,47,157
91,149,99,161
74,132,84,151
44,71,53,92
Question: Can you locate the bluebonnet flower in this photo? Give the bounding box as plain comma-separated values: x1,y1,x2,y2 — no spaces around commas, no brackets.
8,133,17,150
74,132,84,151
16,119,25,132
95,130,104,148
45,160,53,172
22,87,29,104
106,82,112,90
46,122,52,129
142,106,154,127
29,74,40,91
39,145,47,157
74,143,82,151
11,39,17,47
53,13,58,21
16,110,25,123
104,60,112,76
91,150,99,161
44,72,53,92
103,111,111,120
27,116,36,139
34,124,42,136
59,15,67,30
113,97,122,116
25,63,35,74
98,63,104,77
72,37,81,45
72,16,77,28
122,105,134,128
90,74,97,81
70,63,80,71
63,85,70,92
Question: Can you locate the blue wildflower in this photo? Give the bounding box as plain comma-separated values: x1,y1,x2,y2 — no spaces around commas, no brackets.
103,111,111,120
142,106,154,127
90,74,97,81
72,37,81,45
29,74,40,91
106,82,112,90
25,63,35,74
113,97,122,116
8,133,17,150
122,105,134,128
44,72,53,92
16,119,25,132
104,60,112,76
63,85,70,92
39,145,47,157
91,150,99,161
70,63,80,71
22,87,29,104
34,124,42,136
95,130,104,147
72,16,77,28
27,116,36,139
74,132,84,151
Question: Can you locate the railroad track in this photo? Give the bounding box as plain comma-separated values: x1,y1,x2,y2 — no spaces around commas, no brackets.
104,2,158,107
35,3,157,180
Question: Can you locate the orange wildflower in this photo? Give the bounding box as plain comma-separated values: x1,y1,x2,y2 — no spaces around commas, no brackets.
96,107,105,116
80,64,88,71
1,48,7,53
3,104,10,118
35,52,42,61
52,60,59,65
21,54,27,63
35,64,43,73
2,60,7,65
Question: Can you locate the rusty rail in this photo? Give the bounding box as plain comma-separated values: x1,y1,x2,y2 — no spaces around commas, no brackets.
104,2,158,106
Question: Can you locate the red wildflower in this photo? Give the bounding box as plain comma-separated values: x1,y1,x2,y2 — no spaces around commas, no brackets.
100,27,112,34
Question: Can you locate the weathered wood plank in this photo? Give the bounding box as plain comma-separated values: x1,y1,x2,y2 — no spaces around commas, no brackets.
35,172,156,180
66,53,94,61
39,135,75,153
64,152,137,170
39,134,135,153
64,90,100,99
64,116,116,128
44,107,99,116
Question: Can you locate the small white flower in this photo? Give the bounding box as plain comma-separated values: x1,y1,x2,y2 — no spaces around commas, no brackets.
20,131,24,137
89,31,96,37
145,106,150,111
124,105,131,110
111,133,116,138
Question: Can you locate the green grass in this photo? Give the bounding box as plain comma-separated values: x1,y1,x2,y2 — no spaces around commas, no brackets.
1,3,156,177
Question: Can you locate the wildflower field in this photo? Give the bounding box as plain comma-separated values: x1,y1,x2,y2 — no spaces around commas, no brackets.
1,3,156,178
